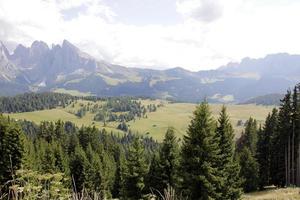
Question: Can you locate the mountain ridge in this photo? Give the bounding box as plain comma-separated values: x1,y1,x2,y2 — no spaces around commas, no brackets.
0,40,299,102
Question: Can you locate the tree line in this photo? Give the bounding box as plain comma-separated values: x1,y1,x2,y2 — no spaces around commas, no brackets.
0,92,76,113
235,83,300,191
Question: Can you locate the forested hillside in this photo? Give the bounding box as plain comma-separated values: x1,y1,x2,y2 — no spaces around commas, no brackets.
241,93,284,105
0,83,299,199
0,92,75,113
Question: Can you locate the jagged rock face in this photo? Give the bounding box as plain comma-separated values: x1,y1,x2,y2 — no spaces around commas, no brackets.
11,40,101,83
9,40,113,84
49,40,97,74
0,42,18,81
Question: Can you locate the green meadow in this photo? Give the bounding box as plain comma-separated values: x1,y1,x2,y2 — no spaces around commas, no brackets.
6,99,274,141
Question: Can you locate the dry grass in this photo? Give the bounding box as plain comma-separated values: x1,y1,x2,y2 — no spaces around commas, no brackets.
242,188,300,200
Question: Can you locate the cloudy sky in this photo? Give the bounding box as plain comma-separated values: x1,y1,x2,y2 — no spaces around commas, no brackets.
0,0,300,71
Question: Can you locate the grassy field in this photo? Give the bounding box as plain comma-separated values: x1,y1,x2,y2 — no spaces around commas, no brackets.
242,188,300,200
53,88,93,97
128,102,273,140
6,99,274,141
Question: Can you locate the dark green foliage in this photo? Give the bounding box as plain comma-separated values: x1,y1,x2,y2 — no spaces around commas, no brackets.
180,102,222,200
216,106,242,199
244,117,258,155
0,92,75,113
94,110,106,122
0,113,158,198
158,127,179,191
41,142,56,173
235,117,259,192
112,146,126,198
257,109,278,188
238,147,259,192
123,137,148,199
146,153,163,194
244,83,300,189
93,97,154,123
69,146,88,192
0,116,24,185
117,122,128,132
146,127,180,195
147,104,157,112
278,90,293,186
76,107,87,118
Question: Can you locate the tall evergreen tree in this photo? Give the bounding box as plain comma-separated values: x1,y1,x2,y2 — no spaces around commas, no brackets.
69,146,88,192
123,137,148,199
292,84,300,186
0,116,24,185
158,127,180,190
257,109,278,188
269,108,283,187
41,142,56,173
146,127,180,195
146,153,164,195
278,90,293,186
216,106,242,199
112,146,126,198
180,102,222,200
238,147,259,192
235,117,259,192
244,117,258,155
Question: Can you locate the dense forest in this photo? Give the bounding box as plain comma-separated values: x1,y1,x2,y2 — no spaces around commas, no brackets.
0,92,76,113
0,83,299,199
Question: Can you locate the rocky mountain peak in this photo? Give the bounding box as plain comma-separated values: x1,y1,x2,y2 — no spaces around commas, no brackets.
62,39,78,51
31,41,49,52
0,41,10,59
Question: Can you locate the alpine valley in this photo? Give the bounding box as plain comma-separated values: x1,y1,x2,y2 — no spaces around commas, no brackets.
1,40,299,102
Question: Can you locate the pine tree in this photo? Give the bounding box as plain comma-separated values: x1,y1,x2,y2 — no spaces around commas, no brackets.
84,144,105,196
238,147,259,192
216,106,242,199
244,117,258,155
112,146,127,198
180,102,222,200
0,116,24,184
258,109,278,188
52,142,66,172
236,116,259,192
292,84,300,186
278,91,293,186
22,136,37,170
54,120,65,140
123,137,148,200
69,146,88,192
41,142,56,173
146,153,163,195
158,127,179,191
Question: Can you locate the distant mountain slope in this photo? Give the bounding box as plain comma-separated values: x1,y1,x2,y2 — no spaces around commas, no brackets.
240,93,284,105
0,40,299,102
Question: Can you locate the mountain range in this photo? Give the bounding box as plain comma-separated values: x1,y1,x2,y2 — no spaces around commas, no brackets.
0,40,299,102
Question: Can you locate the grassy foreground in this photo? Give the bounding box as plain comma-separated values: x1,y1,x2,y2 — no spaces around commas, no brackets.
243,188,300,200
6,99,273,141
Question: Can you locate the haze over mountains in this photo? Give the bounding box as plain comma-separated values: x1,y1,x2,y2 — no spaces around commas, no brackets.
0,40,299,102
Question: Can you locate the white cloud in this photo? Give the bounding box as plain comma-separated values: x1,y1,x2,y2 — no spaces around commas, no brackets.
0,0,300,71
176,0,223,23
